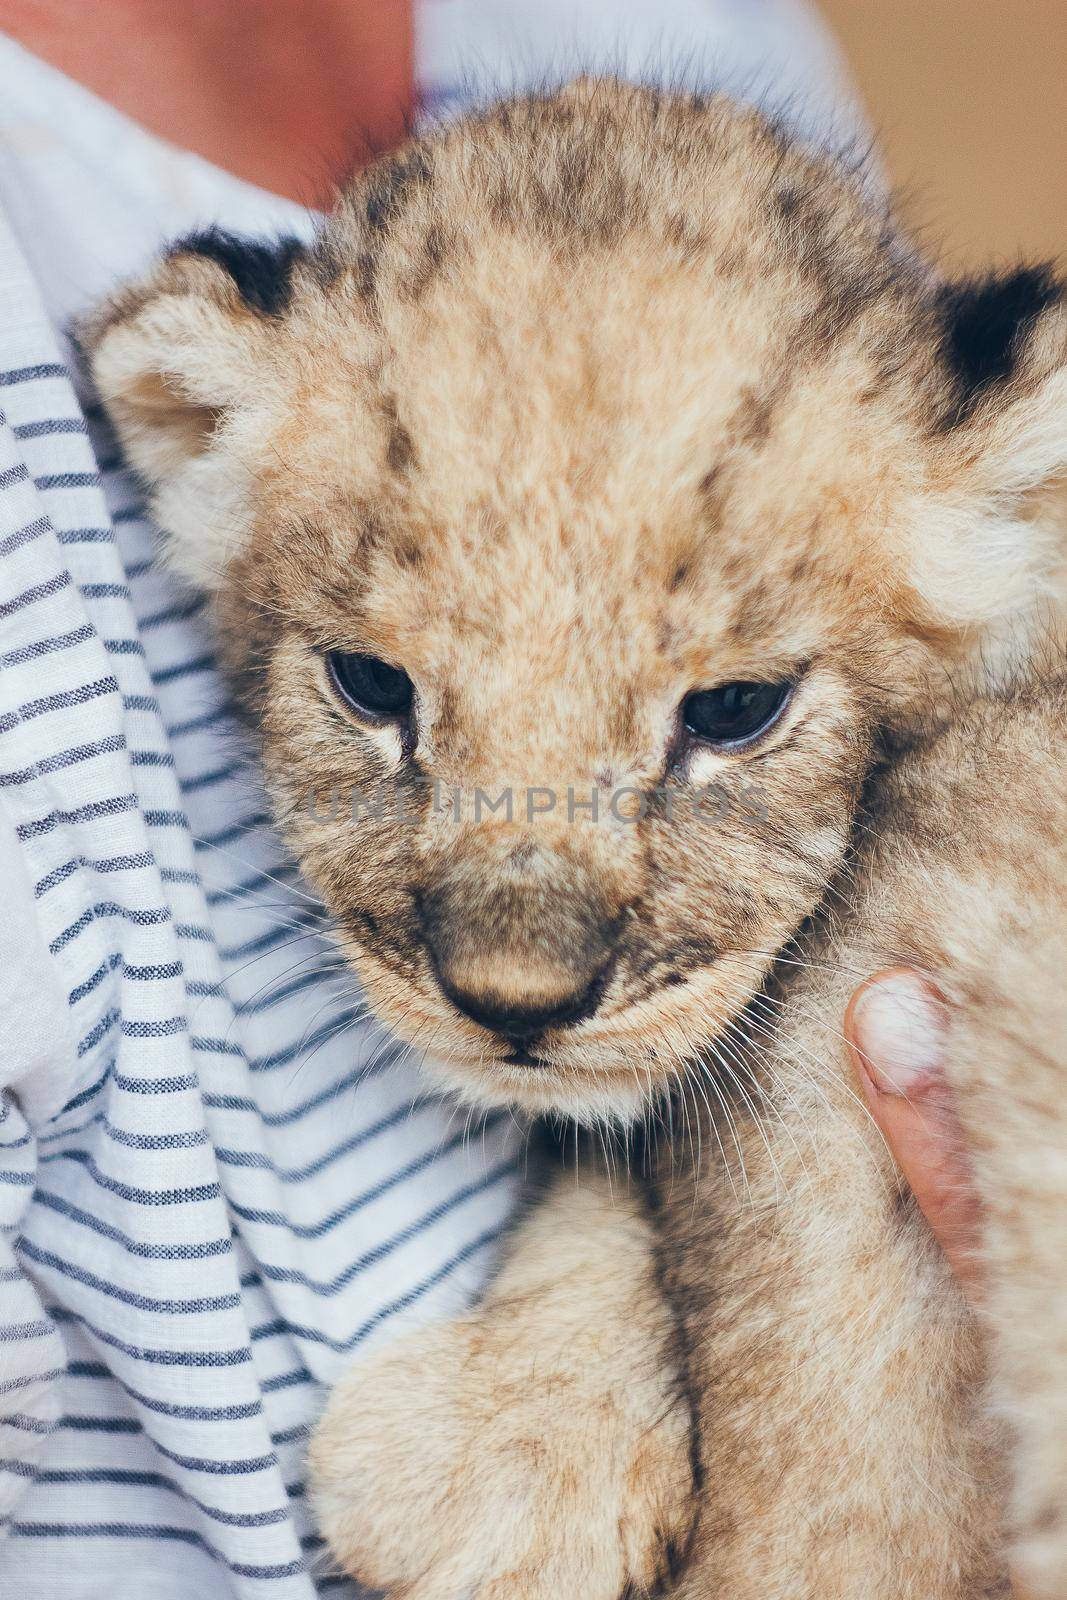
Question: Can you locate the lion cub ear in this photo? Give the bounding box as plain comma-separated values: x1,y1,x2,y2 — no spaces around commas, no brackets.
913,264,1067,632
83,228,306,589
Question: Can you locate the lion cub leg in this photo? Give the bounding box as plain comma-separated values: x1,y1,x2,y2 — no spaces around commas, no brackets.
309,1161,697,1598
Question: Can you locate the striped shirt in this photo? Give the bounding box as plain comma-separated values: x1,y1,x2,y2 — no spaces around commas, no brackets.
0,7,849,1595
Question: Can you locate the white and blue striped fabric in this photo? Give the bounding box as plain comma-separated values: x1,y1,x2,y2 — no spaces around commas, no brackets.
0,8,849,1595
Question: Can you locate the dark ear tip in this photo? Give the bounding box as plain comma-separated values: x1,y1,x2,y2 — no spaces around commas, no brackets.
169,226,307,317
935,262,1065,430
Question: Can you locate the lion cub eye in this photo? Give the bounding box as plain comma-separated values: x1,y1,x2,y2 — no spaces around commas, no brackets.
327,651,414,723
681,681,792,748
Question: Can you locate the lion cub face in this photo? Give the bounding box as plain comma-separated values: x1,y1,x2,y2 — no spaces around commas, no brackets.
88,82,1067,1120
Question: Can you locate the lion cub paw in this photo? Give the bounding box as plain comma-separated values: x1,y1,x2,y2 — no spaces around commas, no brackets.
308,1298,695,1598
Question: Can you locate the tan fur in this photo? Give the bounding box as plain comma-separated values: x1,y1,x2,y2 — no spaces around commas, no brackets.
311,684,1067,1598
655,685,1067,1598
309,1173,695,1598
83,81,1067,1598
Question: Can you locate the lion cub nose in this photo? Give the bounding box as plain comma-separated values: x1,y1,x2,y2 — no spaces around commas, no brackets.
441,976,605,1040
418,865,617,1041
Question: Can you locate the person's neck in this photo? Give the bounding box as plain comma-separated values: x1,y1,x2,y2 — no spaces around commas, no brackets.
0,0,415,205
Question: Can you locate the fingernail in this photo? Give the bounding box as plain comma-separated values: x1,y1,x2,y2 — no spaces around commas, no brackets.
851,971,946,1096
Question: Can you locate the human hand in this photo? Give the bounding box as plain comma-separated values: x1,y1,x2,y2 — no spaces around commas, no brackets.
845,968,982,1292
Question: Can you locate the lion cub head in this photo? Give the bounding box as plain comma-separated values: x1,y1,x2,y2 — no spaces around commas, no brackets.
87,81,1067,1120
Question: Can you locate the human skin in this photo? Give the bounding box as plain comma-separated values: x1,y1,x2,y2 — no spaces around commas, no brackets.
847,968,984,1289
0,0,414,205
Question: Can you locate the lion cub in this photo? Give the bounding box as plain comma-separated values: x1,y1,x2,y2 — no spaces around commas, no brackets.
86,80,1067,1597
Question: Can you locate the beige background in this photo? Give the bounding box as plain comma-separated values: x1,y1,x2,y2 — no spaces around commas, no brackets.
817,0,1067,270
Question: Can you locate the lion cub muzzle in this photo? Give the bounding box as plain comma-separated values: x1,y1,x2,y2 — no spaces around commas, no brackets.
416,829,623,1055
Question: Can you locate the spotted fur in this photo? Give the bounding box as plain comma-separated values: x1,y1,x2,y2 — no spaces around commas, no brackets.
84,80,1067,1599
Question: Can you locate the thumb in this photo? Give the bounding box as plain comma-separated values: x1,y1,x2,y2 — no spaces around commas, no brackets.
845,968,983,1293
